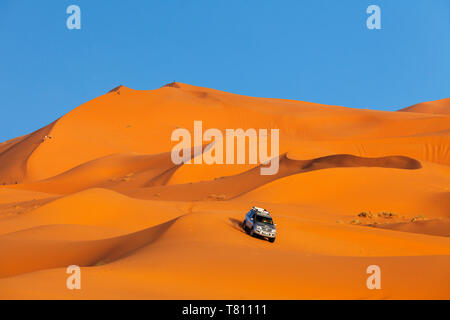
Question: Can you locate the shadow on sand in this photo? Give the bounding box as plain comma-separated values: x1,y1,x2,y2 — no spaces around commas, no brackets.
228,217,246,233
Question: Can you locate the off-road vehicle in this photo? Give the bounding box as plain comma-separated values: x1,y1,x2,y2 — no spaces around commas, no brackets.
242,206,277,243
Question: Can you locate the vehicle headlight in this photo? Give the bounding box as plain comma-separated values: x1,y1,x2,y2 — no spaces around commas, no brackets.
256,226,262,231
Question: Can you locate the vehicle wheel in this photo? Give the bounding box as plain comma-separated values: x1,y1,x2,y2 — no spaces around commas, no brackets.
269,238,275,243
250,229,255,237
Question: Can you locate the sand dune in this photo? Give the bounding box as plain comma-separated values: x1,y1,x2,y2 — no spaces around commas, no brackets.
0,122,55,185
9,152,179,194
0,83,449,299
1,207,449,281
122,154,423,202
0,220,176,278
399,97,450,115
18,83,450,180
7,152,422,202
0,188,184,236
1,213,449,299
241,161,450,218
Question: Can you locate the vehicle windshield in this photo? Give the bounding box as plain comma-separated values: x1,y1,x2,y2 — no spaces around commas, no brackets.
255,215,273,225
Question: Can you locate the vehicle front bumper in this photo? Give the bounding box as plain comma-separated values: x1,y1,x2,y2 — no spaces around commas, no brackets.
254,228,276,238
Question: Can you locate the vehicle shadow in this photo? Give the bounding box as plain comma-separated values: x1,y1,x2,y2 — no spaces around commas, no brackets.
228,217,245,233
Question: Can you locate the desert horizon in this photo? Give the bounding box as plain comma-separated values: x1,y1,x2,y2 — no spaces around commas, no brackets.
0,82,449,299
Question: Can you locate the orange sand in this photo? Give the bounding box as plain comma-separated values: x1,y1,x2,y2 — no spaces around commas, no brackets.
0,83,449,299
398,97,450,115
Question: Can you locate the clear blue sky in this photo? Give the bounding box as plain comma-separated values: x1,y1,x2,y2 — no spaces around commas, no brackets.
0,0,449,141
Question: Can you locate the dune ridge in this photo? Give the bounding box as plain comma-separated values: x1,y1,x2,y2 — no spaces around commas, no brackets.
125,153,423,202
398,97,450,115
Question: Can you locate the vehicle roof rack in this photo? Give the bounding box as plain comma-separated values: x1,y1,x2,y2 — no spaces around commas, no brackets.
252,206,271,216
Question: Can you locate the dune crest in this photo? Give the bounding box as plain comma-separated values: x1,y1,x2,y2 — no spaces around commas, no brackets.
398,97,450,115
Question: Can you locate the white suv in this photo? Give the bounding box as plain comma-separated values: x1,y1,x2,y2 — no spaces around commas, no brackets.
242,207,277,243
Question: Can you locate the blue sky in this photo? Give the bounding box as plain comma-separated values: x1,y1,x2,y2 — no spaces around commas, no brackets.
0,0,449,141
